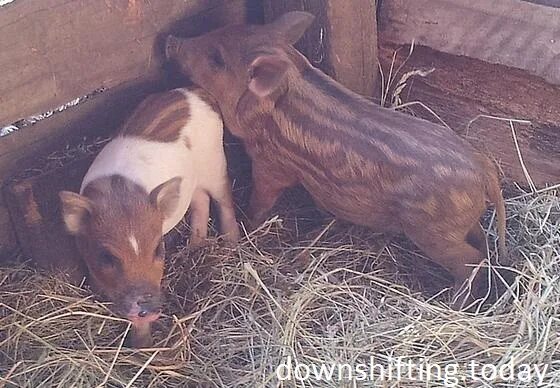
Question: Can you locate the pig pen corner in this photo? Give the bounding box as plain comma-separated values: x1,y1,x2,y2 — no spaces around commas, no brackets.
1,0,560,387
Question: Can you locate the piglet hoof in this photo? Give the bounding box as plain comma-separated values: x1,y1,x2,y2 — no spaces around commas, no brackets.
127,322,154,349
227,226,242,243
189,234,210,250
219,228,241,248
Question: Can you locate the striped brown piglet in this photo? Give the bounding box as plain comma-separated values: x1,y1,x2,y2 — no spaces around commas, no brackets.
59,88,240,347
165,12,508,310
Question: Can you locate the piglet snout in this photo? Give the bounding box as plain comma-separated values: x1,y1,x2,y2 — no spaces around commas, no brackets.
123,293,161,348
125,293,162,321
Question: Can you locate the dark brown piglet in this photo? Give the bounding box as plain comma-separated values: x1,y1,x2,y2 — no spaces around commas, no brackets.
165,12,507,309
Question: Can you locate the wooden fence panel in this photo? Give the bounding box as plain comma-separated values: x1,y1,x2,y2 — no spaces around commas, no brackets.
0,0,252,127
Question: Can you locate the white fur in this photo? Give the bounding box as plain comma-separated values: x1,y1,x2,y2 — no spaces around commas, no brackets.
81,89,233,235
129,235,139,255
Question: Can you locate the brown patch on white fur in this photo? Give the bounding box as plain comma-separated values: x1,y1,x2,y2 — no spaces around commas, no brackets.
120,89,190,142
191,87,221,113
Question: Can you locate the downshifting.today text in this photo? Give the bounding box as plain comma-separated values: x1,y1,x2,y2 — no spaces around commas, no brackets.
275,356,549,386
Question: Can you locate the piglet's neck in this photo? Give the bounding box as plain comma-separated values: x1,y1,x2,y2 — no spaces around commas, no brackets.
266,62,374,136
237,50,372,142
286,62,372,112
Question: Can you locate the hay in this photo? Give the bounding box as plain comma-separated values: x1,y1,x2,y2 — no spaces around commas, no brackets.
2,43,559,388
1,184,559,387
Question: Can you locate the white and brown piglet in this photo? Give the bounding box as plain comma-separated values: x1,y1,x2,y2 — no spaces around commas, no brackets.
59,88,240,347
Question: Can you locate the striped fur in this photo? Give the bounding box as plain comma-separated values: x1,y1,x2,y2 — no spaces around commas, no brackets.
121,89,190,143
166,11,508,310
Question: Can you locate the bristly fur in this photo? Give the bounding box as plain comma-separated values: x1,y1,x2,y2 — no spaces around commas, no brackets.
166,12,508,308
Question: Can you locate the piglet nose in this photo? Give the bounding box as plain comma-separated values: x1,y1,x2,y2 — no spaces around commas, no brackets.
136,294,162,317
124,292,162,321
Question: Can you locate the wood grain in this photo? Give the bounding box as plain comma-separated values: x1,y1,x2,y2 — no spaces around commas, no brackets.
0,0,252,127
378,43,560,187
380,0,560,86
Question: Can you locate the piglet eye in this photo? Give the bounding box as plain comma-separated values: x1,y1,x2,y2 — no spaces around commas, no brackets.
98,250,117,268
155,240,165,260
209,48,225,68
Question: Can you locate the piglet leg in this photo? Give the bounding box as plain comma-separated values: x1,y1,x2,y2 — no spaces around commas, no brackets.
247,161,297,228
405,226,486,311
207,177,240,243
189,189,211,247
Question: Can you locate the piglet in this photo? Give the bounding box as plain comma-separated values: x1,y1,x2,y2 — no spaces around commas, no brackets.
165,12,507,309
59,88,240,346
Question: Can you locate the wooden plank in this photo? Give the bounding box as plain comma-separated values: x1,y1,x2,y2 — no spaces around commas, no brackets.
0,207,15,258
3,156,93,281
0,0,251,127
378,43,560,187
0,81,161,185
263,0,379,97
523,1,560,7
379,0,560,86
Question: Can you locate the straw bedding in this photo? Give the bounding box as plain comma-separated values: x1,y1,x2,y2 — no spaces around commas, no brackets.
1,55,559,387
1,179,558,387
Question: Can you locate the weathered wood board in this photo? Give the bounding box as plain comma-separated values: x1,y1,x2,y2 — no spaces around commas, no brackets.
3,157,93,281
263,0,379,97
380,0,560,86
0,0,254,128
523,1,560,7
378,43,560,187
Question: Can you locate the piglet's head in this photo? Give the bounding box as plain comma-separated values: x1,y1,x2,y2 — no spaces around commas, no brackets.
59,175,182,324
165,11,314,108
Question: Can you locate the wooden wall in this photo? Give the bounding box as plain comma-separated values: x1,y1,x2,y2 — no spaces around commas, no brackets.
381,0,560,86
0,0,262,256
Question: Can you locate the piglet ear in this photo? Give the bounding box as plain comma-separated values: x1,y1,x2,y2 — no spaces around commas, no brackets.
149,177,182,219
269,11,315,44
248,55,290,98
59,191,93,235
